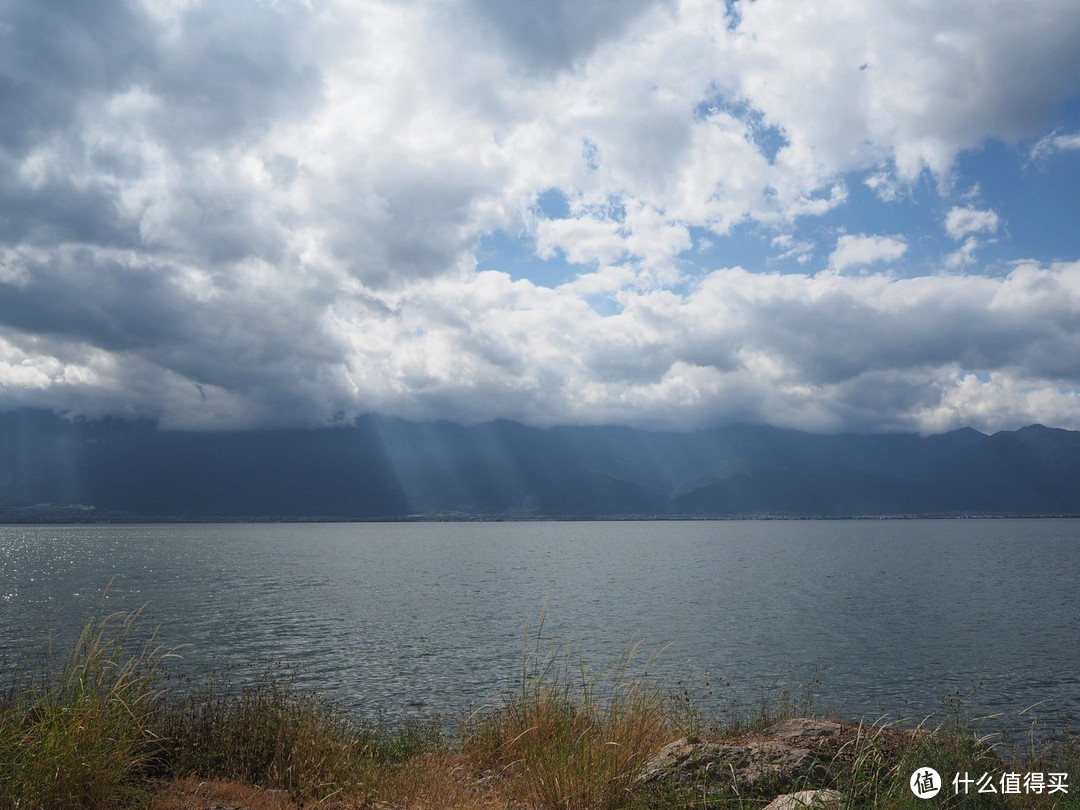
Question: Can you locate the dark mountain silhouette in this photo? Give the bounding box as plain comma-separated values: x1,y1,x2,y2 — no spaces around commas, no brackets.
1,409,1079,521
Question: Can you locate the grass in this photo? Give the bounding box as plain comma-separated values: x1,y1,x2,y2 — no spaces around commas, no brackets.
149,664,380,801
831,713,1080,810
457,607,675,810
1,603,167,809
2,604,1078,810
0,603,441,810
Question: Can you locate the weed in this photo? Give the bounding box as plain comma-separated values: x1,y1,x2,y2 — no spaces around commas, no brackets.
147,663,379,801
0,603,168,809
460,606,676,810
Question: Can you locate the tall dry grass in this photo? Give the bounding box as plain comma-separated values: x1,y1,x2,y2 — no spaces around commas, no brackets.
149,665,376,801
0,603,408,809
0,604,168,809
459,608,677,810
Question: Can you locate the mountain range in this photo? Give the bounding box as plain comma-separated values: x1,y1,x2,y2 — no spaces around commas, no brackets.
2,409,1079,521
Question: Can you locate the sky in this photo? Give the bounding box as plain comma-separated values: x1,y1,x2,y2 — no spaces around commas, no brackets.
2,0,1080,435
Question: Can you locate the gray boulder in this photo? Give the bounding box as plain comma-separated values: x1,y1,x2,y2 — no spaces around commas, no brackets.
638,733,826,788
763,789,845,810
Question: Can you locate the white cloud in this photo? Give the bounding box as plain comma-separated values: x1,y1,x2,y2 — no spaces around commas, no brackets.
2,0,1080,435
943,208,1000,267
772,234,815,264
829,234,907,271
945,206,1001,240
864,171,902,202
917,372,1080,435
353,260,1080,433
1030,131,1080,159
946,236,981,269
732,0,1080,180
1053,134,1080,149
6,241,1080,433
535,217,627,266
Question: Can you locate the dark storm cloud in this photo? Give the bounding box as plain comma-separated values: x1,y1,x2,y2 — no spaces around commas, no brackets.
0,151,139,247
141,1,322,148
0,239,356,428
0,1,152,248
0,0,321,255
0,0,154,152
680,271,1080,390
322,177,481,286
0,247,190,352
465,0,667,72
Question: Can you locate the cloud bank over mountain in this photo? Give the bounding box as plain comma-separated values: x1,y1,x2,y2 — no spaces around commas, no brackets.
2,0,1080,433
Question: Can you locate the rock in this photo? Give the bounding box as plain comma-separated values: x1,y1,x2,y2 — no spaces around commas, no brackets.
638,737,738,781
764,718,844,744
742,739,827,785
763,789,844,810
638,735,826,788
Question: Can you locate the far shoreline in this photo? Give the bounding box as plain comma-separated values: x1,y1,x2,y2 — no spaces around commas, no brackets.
4,511,1080,525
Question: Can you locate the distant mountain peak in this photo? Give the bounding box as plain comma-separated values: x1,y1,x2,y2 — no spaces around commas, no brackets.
2,409,1080,520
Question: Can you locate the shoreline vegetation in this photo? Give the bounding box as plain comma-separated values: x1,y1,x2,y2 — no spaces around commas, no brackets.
2,607,1078,810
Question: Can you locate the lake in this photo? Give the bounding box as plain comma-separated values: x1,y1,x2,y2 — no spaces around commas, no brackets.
1,519,1077,735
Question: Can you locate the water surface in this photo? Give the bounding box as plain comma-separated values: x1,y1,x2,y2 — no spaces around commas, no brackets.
2,519,1077,732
